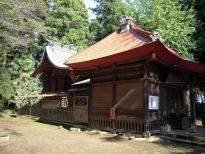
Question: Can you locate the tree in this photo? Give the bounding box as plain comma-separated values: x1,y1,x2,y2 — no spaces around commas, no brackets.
185,0,205,62
0,0,47,109
131,0,196,59
12,54,43,114
0,0,47,61
90,0,135,42
45,0,90,48
0,0,92,110
14,77,42,115
0,69,14,110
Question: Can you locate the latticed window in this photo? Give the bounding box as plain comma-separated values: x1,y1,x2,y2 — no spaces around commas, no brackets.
75,96,88,106
59,96,73,107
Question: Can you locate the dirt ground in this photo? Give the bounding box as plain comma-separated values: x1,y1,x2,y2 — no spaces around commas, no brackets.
0,117,204,154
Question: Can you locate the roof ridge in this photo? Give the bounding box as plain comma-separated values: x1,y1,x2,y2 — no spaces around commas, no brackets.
129,21,152,38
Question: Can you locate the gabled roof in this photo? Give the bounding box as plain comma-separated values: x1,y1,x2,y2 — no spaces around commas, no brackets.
66,21,205,73
33,44,77,76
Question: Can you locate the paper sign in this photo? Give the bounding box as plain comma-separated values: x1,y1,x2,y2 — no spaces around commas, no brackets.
149,95,159,110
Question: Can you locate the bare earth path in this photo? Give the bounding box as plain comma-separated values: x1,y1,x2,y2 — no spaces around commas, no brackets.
0,117,204,154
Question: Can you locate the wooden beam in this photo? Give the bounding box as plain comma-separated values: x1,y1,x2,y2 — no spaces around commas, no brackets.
112,67,116,106
16,93,68,98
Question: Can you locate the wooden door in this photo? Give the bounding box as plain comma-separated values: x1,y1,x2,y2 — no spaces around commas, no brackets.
74,96,88,123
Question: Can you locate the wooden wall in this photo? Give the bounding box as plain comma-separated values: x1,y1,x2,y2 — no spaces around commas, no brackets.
92,83,113,108
148,62,184,119
90,61,146,119
115,81,144,118
146,81,161,120
91,83,113,116
160,85,183,115
41,97,61,109
41,69,72,93
92,61,145,83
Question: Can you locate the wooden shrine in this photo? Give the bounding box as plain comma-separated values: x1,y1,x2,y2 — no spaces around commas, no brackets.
25,44,89,124
22,16,205,134
65,16,205,134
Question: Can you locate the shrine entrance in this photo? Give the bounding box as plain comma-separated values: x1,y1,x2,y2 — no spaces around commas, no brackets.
73,96,88,123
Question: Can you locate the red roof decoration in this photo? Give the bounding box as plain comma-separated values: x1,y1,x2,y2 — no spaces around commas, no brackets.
66,20,205,73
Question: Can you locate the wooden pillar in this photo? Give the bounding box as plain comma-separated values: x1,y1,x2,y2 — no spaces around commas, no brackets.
112,65,116,130
183,86,191,118
144,80,150,134
190,86,196,124
88,72,93,127
143,61,150,136
202,101,205,127
112,65,116,106
73,91,76,122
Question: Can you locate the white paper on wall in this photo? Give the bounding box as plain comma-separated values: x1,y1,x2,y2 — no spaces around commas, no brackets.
149,95,159,110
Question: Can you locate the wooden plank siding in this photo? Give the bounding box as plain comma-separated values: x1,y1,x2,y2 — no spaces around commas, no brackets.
92,62,145,83
88,62,162,133
115,81,144,118
19,94,88,124
22,61,188,133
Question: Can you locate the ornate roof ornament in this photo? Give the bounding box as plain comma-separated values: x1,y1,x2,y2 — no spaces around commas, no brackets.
149,31,164,42
119,15,133,33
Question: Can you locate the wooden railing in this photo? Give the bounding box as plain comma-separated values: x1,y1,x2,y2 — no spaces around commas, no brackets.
19,106,73,122
89,116,146,133
20,106,163,134
148,119,163,132
89,116,163,133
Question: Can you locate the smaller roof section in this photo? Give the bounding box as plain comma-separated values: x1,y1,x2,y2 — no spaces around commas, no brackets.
33,44,78,76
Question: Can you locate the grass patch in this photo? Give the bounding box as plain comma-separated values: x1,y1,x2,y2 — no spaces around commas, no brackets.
0,109,17,118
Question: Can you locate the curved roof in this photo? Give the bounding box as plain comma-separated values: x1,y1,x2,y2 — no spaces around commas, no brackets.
67,21,152,64
46,45,77,68
66,21,205,73
33,44,77,76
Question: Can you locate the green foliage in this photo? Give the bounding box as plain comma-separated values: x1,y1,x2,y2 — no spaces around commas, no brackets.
90,0,135,42
0,69,14,109
131,0,196,59
14,78,42,109
0,109,16,117
0,0,92,109
0,0,47,109
11,54,43,108
46,0,90,48
0,0,47,55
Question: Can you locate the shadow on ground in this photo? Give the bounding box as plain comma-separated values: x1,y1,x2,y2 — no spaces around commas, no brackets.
153,137,205,154
100,134,126,142
34,118,72,130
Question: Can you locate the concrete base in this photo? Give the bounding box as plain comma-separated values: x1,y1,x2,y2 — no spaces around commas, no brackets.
160,125,171,135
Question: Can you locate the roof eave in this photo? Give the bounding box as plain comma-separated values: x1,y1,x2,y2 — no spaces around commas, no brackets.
68,40,205,74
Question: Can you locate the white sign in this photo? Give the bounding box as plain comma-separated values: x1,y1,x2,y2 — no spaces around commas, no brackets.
149,95,159,110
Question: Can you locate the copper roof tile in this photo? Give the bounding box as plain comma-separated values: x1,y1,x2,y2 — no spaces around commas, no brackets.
67,22,152,64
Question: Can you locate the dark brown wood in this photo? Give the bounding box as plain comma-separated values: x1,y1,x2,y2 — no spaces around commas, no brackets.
189,85,196,124
144,61,149,133
88,115,162,133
